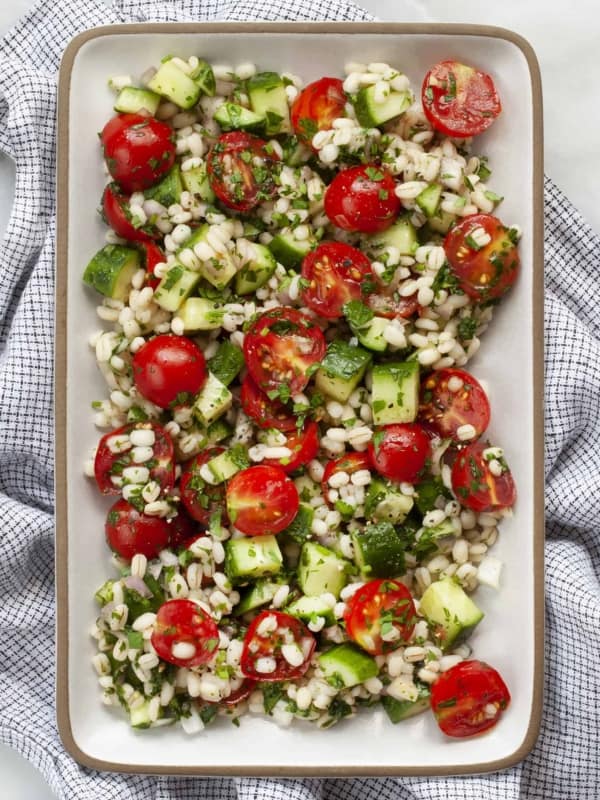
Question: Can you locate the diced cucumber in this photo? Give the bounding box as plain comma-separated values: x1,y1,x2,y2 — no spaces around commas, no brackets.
153,264,200,312
114,86,161,115
94,579,115,606
234,579,281,615
294,475,321,502
224,535,283,582
189,59,216,97
181,164,215,202
207,340,245,387
143,165,183,208
364,477,414,524
355,316,389,353
414,519,456,558
205,445,250,483
370,360,419,425
419,577,484,650
178,297,224,331
235,242,277,295
280,502,314,544
286,595,335,625
214,102,265,133
146,60,200,109
83,245,140,301
298,541,349,598
181,225,236,290
319,643,378,689
351,521,406,578
268,230,315,268
353,86,412,127
381,684,430,723
415,183,443,219
193,372,233,425
368,215,418,257
414,476,451,515
206,418,232,444
247,72,291,135
428,210,456,235
129,700,154,729
176,223,209,255
315,341,372,403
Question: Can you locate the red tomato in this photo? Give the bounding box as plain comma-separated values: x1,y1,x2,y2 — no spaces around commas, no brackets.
102,184,158,242
368,423,431,484
240,610,315,681
419,368,490,441
226,465,299,536
261,422,320,474
243,307,326,395
421,60,502,138
151,599,219,668
451,440,516,512
344,579,417,655
206,132,280,213
222,678,257,705
94,422,175,495
290,77,346,146
322,452,371,504
138,241,165,289
132,334,207,409
101,113,176,192
105,497,170,560
431,660,511,737
167,507,199,549
240,375,297,433
301,242,374,319
324,165,400,234
180,447,228,527
367,291,419,320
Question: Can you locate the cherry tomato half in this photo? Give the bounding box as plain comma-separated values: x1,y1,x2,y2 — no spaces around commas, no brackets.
421,60,502,138
221,678,257,706
94,422,175,495
262,421,320,474
240,610,315,681
243,307,326,395
167,507,199,549
444,213,520,302
419,368,490,441
132,334,207,409
324,165,400,234
151,599,219,668
368,423,431,484
226,465,299,536
138,241,166,289
180,447,228,527
367,290,419,320
207,132,280,213
322,452,371,504
291,77,346,147
101,113,176,193
105,497,171,560
301,242,374,319
344,579,417,655
430,659,511,737
240,375,297,433
102,184,158,243
451,440,516,512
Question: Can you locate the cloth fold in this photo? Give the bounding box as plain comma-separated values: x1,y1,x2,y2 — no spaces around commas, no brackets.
0,1,598,798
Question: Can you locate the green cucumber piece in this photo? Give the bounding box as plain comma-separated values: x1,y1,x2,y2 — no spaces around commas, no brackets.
153,264,200,312
356,316,388,353
83,245,140,301
214,102,265,133
178,297,224,331
286,595,335,626
181,164,215,202
189,59,216,97
353,86,412,127
381,684,430,723
364,477,414,524
235,242,277,295
351,521,406,578
414,476,451,516
280,502,314,545
428,210,456,235
205,445,250,484
193,372,233,425
146,60,200,109
268,231,315,268
415,183,443,219
419,577,484,650
206,418,232,444
114,86,161,115
315,341,372,403
247,72,291,135
129,700,155,729
319,643,378,689
298,541,348,598
224,535,283,582
206,340,245,387
370,360,419,425
143,165,183,208
234,579,281,615
368,215,418,257
94,579,115,607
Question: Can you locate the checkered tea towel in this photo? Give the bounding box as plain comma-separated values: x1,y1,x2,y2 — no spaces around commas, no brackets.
0,0,598,798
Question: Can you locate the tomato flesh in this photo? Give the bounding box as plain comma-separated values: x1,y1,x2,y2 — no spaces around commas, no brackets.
261,421,320,474
419,368,490,441
322,452,371,504
132,334,207,409
291,77,347,146
151,599,219,668
180,447,228,527
324,165,400,234
138,241,165,289
240,375,297,433
368,424,431,484
451,440,516,512
240,610,315,681
367,290,419,320
102,184,158,242
301,241,374,319
105,497,171,560
344,579,417,655
167,507,199,549
226,465,299,536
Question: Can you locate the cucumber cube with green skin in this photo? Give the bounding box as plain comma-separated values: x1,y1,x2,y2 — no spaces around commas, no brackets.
193,372,233,425
153,264,201,312
351,521,406,579
146,60,200,109
178,298,224,332
286,595,335,625
367,215,418,257
207,341,245,387
268,231,316,268
94,579,115,607
319,643,378,689
114,86,161,116
280,502,314,544
205,445,250,484
297,541,349,598
355,316,388,353
214,102,266,133
315,341,372,404
224,535,283,582
129,700,155,729
419,577,484,651
364,477,414,524
247,72,292,135
83,245,140,301
415,183,443,219
234,579,281,615
181,165,215,203
205,418,233,444
189,59,216,97
381,684,431,723
428,210,456,235
353,86,412,128
144,165,183,208
235,243,277,295
370,360,420,425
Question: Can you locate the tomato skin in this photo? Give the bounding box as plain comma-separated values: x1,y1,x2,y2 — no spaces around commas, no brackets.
419,368,490,441
167,507,199,549
421,60,501,138
102,184,158,243
240,610,315,681
101,113,176,193
105,498,171,560
180,447,228,527
151,599,219,668
368,424,431,484
262,422,320,474
240,375,297,433
290,77,346,146
301,241,374,319
451,440,516,512
324,165,400,234
138,241,165,289
243,307,326,395
132,334,207,409
322,452,371,504
221,678,257,705
226,465,299,536
367,291,419,320
431,660,511,737
344,579,417,655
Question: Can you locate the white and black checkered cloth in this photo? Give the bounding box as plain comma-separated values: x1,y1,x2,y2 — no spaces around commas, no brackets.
0,0,598,797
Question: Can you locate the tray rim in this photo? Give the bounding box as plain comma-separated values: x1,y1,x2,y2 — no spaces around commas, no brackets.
55,20,544,778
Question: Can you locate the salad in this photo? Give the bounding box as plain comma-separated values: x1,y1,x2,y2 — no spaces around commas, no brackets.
84,54,518,737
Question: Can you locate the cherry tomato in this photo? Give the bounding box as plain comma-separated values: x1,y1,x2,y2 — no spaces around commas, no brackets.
301,242,374,319
102,184,158,242
221,678,257,706
290,77,346,146
240,610,315,681
226,465,299,536
138,241,165,289
100,113,176,192
167,507,199,549
94,422,175,495
368,423,431,484
243,307,326,395
105,497,170,560
451,440,516,512
262,421,320,474
421,60,502,138
132,334,207,409
324,165,400,234
180,447,228,527
367,290,419,320
344,578,417,655
322,452,371,504
431,659,511,737
206,132,280,213
151,599,219,668
240,375,297,433
419,368,490,441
